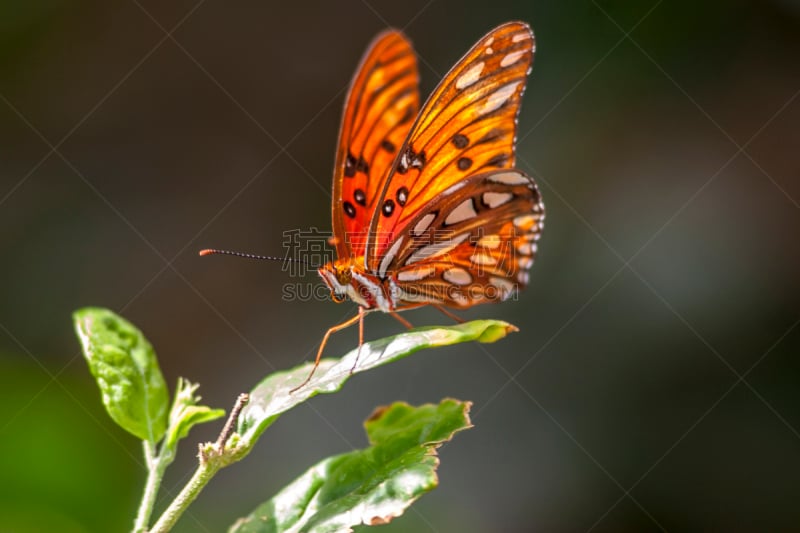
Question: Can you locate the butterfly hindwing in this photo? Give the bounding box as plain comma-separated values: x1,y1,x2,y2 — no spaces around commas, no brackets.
332,30,420,259
365,22,535,269
380,169,544,308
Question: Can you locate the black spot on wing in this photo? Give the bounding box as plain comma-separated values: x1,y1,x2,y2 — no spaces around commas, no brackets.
382,199,395,217
396,186,408,206
354,188,366,206
344,152,357,177
396,146,425,175
411,149,426,169
452,134,469,149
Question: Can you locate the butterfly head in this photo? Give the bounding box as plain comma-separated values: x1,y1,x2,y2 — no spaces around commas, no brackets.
318,259,387,309
318,260,353,304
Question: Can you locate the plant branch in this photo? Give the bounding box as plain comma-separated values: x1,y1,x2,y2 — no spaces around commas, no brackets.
149,393,251,532
216,393,249,451
149,450,221,533
133,440,167,533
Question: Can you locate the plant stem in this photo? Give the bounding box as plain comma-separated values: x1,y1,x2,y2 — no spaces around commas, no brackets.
216,393,249,450
133,440,167,533
148,393,250,532
149,456,221,533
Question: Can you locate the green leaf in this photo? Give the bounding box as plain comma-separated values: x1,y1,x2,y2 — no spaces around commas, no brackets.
238,319,515,443
229,399,472,533
164,378,225,451
73,307,169,443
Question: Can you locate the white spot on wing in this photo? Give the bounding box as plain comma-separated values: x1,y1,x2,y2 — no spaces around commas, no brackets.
397,265,436,282
513,32,531,42
482,191,513,208
456,61,484,90
412,213,436,237
478,234,502,249
488,171,529,185
451,290,469,306
486,37,495,46
441,182,465,196
378,237,403,278
445,198,477,225
490,276,515,298
500,50,525,68
486,46,494,55
519,257,533,269
406,232,470,265
513,214,536,229
443,267,472,286
480,82,520,115
471,253,497,266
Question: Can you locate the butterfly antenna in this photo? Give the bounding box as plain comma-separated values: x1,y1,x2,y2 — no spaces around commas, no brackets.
199,248,318,267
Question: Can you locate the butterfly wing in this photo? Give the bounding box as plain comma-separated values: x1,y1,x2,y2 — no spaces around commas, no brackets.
331,30,420,259
376,169,543,307
365,21,535,268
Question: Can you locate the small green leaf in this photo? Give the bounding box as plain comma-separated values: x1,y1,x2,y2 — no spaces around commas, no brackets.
238,319,515,443
73,307,169,443
229,399,472,533
164,378,225,450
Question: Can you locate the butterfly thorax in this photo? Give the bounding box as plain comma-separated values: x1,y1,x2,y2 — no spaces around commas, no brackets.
318,259,395,311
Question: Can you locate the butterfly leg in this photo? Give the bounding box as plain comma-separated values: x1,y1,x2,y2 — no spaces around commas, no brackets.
349,306,366,375
390,311,414,330
290,310,363,393
433,304,465,324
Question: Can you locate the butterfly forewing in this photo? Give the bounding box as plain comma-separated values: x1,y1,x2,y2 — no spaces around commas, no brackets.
365,22,535,268
332,30,420,260
384,169,544,308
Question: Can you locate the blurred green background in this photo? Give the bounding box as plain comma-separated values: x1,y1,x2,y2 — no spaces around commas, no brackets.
1,0,798,531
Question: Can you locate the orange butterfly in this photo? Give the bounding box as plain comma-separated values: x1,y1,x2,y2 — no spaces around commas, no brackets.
204,22,544,390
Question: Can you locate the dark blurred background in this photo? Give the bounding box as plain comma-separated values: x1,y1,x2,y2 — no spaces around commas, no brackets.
1,0,799,531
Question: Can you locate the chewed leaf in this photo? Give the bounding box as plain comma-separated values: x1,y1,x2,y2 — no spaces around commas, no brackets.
229,399,472,533
73,307,169,443
238,319,515,443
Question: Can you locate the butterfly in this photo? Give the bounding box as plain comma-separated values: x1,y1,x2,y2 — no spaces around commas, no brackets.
312,21,543,385
202,22,544,391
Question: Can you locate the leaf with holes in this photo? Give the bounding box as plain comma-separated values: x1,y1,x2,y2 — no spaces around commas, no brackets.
73,307,169,443
229,399,472,533
237,319,515,444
